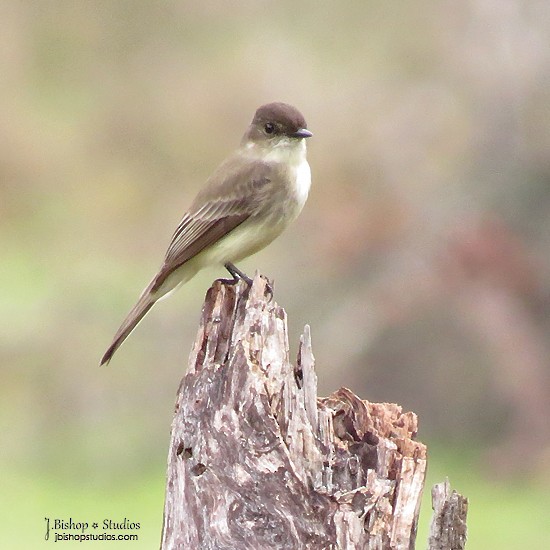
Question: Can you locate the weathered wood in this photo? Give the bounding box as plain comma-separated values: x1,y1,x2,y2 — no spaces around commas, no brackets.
160,274,429,549
428,479,468,550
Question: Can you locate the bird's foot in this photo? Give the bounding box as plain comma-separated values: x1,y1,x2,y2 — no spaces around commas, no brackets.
264,278,274,302
224,262,253,286
222,262,274,300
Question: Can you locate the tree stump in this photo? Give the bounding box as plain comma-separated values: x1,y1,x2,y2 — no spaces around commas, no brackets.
160,274,466,549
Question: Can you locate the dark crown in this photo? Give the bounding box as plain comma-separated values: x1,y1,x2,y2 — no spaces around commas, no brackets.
252,102,308,135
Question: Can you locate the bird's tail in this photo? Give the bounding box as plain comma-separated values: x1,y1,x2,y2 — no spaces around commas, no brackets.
100,282,157,366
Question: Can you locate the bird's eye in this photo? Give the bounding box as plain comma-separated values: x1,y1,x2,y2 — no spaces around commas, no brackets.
264,122,275,134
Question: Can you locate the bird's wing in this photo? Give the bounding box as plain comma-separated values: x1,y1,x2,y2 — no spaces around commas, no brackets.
151,158,274,291
163,199,251,266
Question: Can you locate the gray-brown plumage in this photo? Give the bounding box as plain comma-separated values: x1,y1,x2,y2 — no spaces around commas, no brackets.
101,102,312,365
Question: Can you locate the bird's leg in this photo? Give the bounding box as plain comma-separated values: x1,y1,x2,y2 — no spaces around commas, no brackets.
221,262,274,299
223,262,253,286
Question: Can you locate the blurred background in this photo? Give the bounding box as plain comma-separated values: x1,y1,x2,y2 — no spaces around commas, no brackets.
2,1,550,548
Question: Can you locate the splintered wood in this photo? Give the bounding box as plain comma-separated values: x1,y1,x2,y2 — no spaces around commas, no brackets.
161,275,428,550
428,479,468,550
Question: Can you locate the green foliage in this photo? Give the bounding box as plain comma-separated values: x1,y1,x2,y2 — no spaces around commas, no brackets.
417,446,550,549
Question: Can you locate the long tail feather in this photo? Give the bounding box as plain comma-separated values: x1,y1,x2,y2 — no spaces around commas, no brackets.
100,288,156,366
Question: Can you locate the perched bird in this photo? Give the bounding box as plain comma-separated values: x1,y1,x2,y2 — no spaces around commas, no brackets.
101,102,312,365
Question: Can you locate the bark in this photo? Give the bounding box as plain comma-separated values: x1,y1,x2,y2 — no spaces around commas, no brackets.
428,479,468,550
160,274,430,549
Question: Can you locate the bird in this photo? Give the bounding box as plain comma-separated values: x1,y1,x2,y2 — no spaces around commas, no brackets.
100,102,312,365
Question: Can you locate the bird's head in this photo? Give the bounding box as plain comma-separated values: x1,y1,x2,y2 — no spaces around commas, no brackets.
243,102,312,157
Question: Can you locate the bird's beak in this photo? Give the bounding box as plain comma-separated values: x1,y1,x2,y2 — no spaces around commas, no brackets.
291,128,313,139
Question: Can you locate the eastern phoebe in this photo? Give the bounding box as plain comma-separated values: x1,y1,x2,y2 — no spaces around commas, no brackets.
101,102,312,365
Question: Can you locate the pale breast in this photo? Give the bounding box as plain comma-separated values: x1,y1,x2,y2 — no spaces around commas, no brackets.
293,158,311,208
